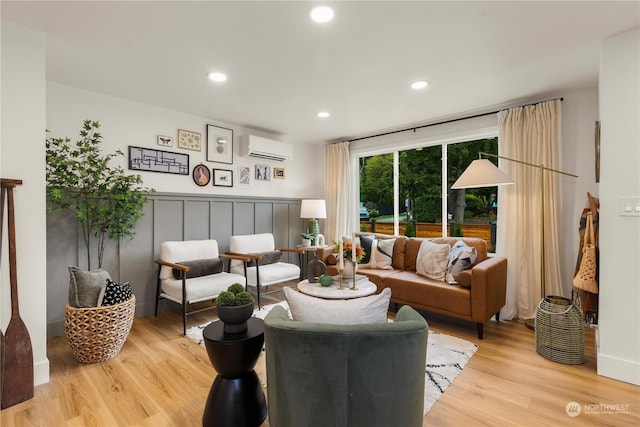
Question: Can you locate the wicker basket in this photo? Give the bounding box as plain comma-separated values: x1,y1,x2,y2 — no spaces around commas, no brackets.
65,295,136,364
535,295,584,365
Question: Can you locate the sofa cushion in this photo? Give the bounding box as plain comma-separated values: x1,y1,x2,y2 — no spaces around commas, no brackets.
68,266,112,308
446,240,477,283
431,237,488,265
391,236,409,270
404,238,424,271
415,240,450,281
384,271,472,317
173,258,224,279
284,287,391,325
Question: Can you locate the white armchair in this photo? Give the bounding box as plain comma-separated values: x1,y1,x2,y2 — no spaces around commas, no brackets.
155,239,250,334
228,233,303,307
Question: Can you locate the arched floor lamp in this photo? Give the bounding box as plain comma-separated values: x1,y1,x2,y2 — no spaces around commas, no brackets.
451,152,578,330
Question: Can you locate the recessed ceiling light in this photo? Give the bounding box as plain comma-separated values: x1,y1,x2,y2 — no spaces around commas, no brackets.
317,111,330,118
208,72,227,82
309,5,334,23
411,80,429,90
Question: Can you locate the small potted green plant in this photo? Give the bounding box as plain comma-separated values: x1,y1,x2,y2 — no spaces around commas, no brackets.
300,232,313,247
217,283,254,333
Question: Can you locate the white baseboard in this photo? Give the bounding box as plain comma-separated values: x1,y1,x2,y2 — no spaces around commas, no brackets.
597,352,640,386
34,357,50,386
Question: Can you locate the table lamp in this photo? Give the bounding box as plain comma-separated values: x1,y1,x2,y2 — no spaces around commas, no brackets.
300,199,326,240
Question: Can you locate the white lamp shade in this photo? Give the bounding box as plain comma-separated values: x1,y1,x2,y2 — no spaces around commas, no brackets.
451,159,515,189
300,199,327,219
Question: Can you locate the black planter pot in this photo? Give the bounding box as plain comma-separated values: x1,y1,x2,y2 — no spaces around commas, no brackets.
217,302,254,333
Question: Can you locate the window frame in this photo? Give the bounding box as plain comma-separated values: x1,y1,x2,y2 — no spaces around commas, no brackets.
351,120,498,237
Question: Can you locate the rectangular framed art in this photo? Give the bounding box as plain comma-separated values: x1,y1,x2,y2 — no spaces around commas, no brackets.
255,164,271,181
207,124,233,164
274,167,285,179
157,135,173,147
177,129,202,151
237,163,251,186
128,146,189,175
213,168,233,187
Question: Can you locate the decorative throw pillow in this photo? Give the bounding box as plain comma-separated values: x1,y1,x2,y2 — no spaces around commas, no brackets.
283,287,391,325
359,235,375,267
248,250,283,267
447,240,477,284
68,266,112,308
374,238,395,270
415,240,450,281
98,279,133,306
359,236,395,270
173,258,224,279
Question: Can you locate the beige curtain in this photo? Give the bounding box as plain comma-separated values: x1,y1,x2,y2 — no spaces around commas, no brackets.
324,141,352,243
496,99,563,320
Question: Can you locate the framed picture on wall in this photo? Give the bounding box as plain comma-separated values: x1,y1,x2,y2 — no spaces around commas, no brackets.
237,163,251,186
128,146,189,175
177,129,202,151
157,135,173,147
255,164,271,181
213,168,233,187
193,164,210,186
207,125,233,164
274,167,285,179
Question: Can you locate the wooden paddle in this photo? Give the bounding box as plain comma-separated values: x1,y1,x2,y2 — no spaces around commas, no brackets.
0,179,33,409
0,186,5,401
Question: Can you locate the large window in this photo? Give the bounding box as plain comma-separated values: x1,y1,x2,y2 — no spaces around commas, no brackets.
359,137,499,251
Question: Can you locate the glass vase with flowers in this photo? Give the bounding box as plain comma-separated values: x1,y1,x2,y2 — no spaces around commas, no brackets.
333,239,365,289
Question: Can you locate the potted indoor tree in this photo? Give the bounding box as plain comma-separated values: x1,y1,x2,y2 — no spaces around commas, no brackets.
47,120,153,363
46,119,153,270
217,283,255,333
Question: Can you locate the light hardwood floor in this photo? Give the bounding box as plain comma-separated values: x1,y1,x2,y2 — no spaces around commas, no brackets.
2,285,638,426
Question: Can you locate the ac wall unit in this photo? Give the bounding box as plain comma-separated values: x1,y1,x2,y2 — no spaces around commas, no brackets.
239,134,293,161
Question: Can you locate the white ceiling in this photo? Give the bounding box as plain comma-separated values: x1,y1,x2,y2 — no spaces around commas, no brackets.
2,1,639,145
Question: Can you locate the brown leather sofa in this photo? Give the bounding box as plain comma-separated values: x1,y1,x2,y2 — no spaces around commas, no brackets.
317,234,507,339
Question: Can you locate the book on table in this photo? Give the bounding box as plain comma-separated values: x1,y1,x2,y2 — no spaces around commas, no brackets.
331,274,368,285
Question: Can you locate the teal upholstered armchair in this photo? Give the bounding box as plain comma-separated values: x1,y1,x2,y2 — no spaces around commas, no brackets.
264,305,428,427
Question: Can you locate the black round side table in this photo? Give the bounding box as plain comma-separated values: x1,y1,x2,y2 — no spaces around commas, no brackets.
202,317,267,427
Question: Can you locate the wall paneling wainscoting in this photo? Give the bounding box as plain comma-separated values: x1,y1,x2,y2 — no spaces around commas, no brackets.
46,193,305,337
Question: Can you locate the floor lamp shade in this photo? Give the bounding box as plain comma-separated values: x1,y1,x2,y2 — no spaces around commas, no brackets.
300,199,326,236
451,159,515,189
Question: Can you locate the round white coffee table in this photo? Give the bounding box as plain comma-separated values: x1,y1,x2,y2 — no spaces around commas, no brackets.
297,278,377,299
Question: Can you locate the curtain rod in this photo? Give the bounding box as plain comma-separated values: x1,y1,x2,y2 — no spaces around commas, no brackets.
346,97,564,143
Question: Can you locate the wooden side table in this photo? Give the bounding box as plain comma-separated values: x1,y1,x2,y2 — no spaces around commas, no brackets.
296,245,328,278
202,318,267,427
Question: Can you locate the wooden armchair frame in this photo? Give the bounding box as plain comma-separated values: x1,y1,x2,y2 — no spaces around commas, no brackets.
155,252,250,335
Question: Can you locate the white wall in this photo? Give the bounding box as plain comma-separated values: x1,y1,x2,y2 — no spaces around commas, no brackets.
598,28,640,385
0,20,49,385
560,88,600,296
46,82,325,199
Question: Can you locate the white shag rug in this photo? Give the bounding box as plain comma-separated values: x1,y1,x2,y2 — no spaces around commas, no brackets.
186,301,477,414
